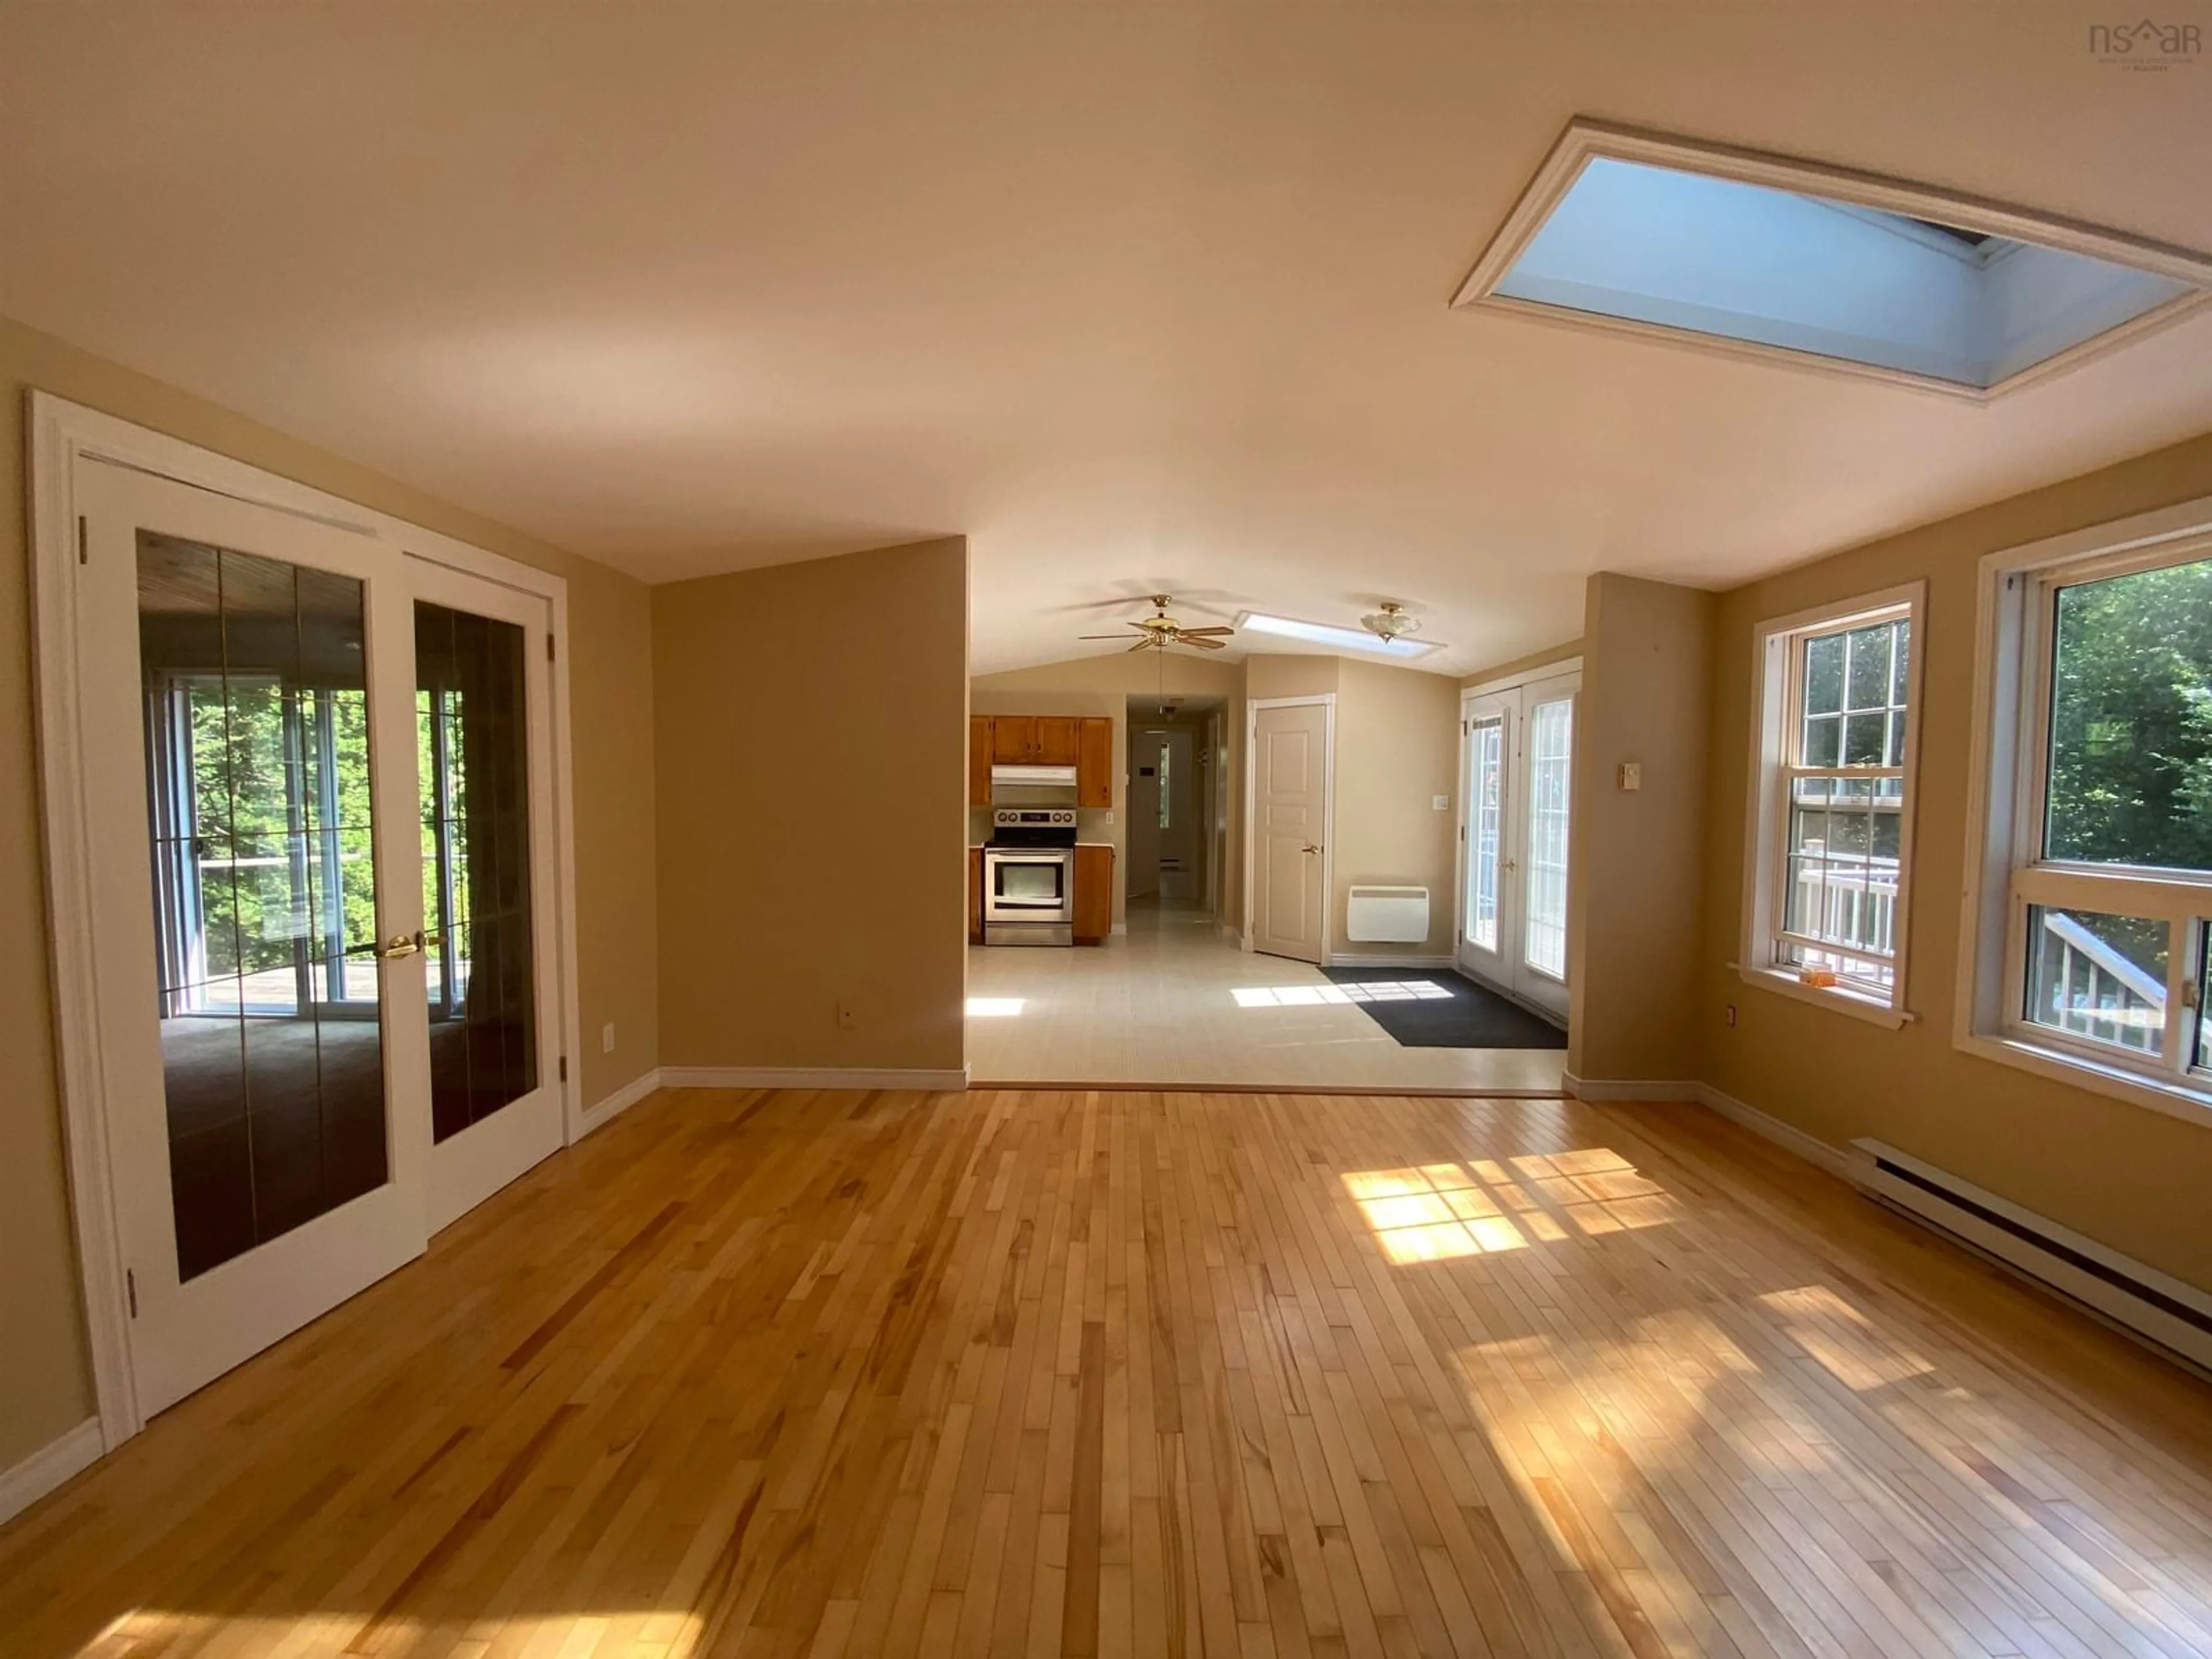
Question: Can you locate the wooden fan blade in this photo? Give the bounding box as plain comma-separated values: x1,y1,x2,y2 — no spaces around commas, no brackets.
1127,638,1157,653
1180,635,1227,649
1177,626,1236,637
1079,628,1143,639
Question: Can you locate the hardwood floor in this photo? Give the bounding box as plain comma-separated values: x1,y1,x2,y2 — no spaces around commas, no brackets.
6,1085,2212,1658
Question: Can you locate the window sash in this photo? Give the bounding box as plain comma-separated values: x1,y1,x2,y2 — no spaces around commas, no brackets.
1759,601,1915,998
1994,552,2212,1084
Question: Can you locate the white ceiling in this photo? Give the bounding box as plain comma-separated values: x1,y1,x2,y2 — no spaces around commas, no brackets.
4,3,2209,677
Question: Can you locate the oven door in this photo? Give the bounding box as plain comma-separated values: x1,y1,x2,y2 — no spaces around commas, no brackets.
984,850,1073,923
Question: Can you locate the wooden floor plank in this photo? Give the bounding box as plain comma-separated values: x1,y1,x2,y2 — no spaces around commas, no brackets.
5,1085,2211,1659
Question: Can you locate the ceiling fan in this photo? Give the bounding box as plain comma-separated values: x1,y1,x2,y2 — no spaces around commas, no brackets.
1081,594,1235,653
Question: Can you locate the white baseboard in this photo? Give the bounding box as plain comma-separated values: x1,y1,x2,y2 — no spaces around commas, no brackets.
1563,1071,1700,1103
1695,1083,1861,1183
576,1067,664,1139
0,1417,103,1525
660,1066,972,1092
1322,952,1455,970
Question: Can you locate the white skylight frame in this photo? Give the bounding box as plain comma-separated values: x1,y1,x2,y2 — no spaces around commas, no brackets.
1236,611,1444,660
1454,119,2212,402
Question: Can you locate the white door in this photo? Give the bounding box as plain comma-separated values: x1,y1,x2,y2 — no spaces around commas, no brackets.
1457,671,1579,1021
77,463,433,1416
409,560,566,1233
1252,699,1331,963
70,463,570,1418
1458,692,1517,990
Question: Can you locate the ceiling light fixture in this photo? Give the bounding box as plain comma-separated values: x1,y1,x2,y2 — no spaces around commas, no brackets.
1236,611,1442,660
1361,601,1422,642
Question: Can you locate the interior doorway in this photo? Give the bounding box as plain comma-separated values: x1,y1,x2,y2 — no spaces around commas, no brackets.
1123,695,1222,915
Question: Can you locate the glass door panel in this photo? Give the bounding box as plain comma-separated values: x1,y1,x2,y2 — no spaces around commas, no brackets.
416,600,538,1144
1465,717,1504,952
1522,693,1574,983
138,533,391,1281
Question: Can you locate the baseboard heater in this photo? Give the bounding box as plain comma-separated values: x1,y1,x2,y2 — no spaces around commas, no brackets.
1854,1138,2212,1374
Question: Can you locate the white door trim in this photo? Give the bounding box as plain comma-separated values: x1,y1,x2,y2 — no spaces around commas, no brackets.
1242,694,1336,962
26,392,583,1456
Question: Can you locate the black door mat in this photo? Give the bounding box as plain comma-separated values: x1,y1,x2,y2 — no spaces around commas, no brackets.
1319,965,1567,1050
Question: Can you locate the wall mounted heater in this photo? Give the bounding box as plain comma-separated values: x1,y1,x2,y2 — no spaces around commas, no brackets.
1854,1139,2212,1374
1346,886,1429,944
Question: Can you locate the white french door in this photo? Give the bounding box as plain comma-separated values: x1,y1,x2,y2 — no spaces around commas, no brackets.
69,460,565,1418
1457,669,1580,1022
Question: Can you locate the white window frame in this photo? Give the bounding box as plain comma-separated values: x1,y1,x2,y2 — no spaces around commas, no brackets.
1959,497,2212,1127
1740,583,1926,1029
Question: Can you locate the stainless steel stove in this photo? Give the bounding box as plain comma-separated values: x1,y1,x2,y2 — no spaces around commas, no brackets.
982,808,1077,945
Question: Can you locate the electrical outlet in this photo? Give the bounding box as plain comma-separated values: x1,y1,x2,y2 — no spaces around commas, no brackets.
836,999,859,1031
1431,794,1449,811
601,1022,616,1054
1104,809,1115,825
1724,1003,1737,1028
1618,762,1643,792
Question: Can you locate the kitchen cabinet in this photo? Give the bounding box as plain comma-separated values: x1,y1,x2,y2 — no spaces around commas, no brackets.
1073,844,1114,945
971,714,1115,808
968,718,993,806
990,716,1036,764
968,847,985,944
1076,718,1113,808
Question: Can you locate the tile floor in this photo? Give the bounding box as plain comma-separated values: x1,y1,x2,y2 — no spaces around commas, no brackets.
965,897,1567,1090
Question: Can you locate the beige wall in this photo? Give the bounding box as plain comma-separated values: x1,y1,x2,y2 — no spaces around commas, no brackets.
1330,658,1462,961
971,653,1243,926
1461,638,1584,690
1699,432,2212,1294
1244,653,1340,703
1570,575,1715,1085
655,540,968,1071
0,316,660,1469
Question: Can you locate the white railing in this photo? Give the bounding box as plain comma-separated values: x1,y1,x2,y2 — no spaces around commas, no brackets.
2037,910,2165,1052
1791,857,1900,960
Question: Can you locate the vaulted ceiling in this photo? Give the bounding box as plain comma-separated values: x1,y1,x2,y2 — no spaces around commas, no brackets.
5,3,2209,675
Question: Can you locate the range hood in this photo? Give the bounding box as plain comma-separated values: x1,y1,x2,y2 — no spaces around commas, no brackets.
991,763,1079,788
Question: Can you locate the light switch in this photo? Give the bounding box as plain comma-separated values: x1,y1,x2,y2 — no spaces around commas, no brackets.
1618,762,1643,791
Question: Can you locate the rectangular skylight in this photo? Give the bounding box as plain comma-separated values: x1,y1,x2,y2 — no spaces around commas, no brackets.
1457,123,2211,395
1236,612,1441,659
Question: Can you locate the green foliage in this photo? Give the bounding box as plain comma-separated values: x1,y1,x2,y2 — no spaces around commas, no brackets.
2047,556,2212,874
188,681,378,985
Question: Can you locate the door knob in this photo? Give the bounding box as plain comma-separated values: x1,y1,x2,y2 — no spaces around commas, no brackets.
1302,843,1322,855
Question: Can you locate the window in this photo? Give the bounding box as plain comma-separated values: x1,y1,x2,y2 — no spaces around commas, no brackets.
1963,520,2212,1116
1742,586,1924,1024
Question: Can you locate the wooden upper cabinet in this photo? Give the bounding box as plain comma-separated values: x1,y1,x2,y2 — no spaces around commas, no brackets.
1077,717,1113,808
968,717,993,806
991,716,1036,764
1033,717,1081,766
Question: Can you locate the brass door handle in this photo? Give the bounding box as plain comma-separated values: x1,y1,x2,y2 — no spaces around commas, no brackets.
372,930,425,960
1302,843,1322,855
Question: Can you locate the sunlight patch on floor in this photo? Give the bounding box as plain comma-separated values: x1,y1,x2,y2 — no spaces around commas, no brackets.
1231,979,1455,1009
1343,1151,1681,1265
965,997,1027,1017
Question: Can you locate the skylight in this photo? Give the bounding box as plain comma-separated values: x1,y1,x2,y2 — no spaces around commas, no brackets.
1237,612,1441,659
1456,123,2211,395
